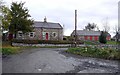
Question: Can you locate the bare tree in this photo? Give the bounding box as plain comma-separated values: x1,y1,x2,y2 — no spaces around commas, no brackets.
113,24,118,34
102,17,110,32
113,24,119,42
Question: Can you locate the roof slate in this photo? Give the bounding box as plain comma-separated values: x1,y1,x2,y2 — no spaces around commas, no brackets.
33,21,63,29
71,30,111,36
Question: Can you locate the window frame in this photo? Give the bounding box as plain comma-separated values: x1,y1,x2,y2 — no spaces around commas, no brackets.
18,31,23,37
52,32,57,37
29,32,35,38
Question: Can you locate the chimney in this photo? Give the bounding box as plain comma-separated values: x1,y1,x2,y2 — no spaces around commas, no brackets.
44,17,47,22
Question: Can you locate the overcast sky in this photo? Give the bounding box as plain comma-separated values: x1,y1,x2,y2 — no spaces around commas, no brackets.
4,0,119,37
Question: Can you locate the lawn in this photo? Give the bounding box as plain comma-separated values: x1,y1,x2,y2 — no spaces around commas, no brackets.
66,46,120,60
84,41,96,45
84,40,118,45
107,41,117,45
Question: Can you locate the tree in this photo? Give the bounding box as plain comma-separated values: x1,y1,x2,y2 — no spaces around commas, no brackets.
0,0,11,32
113,24,120,42
9,2,34,39
99,31,107,44
1,6,11,32
0,0,4,14
102,17,110,32
113,24,118,34
0,0,5,31
85,23,96,31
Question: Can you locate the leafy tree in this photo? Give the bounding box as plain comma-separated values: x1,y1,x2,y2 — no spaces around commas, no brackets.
9,2,34,39
1,6,11,31
0,0,4,14
85,23,96,31
0,0,5,31
99,31,107,44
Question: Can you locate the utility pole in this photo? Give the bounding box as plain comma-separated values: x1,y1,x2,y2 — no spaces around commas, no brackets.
75,10,77,47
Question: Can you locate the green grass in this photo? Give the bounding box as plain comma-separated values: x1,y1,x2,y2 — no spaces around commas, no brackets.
84,40,118,45
2,47,21,55
2,41,41,55
107,41,117,45
84,41,96,45
66,46,120,60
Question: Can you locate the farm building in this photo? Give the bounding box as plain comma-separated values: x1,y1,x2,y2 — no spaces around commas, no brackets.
71,30,111,41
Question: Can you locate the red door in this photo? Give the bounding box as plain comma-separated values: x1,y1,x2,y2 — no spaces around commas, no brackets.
94,36,98,41
90,36,93,40
46,33,48,40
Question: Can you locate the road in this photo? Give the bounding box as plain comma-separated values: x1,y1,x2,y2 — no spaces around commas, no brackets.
2,48,119,73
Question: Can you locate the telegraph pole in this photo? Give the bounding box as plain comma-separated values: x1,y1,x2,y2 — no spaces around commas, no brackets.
75,10,77,47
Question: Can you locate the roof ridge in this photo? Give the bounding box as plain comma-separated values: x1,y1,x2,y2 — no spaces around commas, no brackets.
33,21,62,29
34,21,59,24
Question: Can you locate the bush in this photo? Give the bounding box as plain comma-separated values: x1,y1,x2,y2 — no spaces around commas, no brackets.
12,39,84,44
99,31,107,44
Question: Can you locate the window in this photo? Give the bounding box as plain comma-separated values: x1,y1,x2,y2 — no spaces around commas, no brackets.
18,31,23,37
42,32,46,38
53,32,57,37
29,32,34,37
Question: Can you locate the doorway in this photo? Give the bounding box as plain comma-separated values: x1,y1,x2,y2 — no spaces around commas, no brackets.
46,33,48,40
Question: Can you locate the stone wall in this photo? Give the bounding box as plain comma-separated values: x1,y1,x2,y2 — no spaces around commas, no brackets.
12,43,71,47
12,43,118,49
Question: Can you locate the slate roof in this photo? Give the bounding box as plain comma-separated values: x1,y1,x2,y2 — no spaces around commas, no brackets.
71,30,111,36
33,21,63,29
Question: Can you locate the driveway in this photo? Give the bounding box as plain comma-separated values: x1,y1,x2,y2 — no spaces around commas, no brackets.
2,48,119,73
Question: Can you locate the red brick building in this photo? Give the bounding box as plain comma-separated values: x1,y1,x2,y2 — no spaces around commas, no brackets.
71,30,111,41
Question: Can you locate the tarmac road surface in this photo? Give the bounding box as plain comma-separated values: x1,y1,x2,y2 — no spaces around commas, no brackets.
2,48,119,73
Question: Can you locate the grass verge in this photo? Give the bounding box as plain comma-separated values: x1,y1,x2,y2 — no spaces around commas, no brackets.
2,41,41,55
107,41,117,45
2,47,21,55
1,46,42,55
66,46,120,60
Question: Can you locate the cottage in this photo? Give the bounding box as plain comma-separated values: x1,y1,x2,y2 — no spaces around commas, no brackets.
16,18,63,40
71,30,111,41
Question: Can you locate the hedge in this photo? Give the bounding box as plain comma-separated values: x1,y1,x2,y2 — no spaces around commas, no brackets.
12,39,84,44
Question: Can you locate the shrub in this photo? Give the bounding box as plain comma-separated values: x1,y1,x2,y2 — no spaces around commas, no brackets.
12,39,84,44
99,31,107,44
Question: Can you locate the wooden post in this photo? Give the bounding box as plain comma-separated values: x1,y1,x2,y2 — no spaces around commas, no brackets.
75,10,77,47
